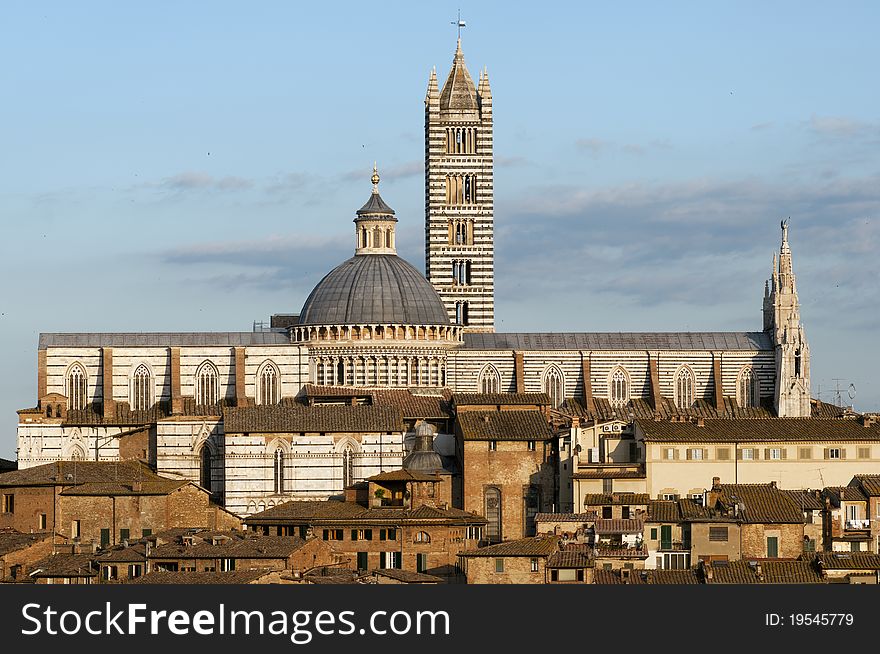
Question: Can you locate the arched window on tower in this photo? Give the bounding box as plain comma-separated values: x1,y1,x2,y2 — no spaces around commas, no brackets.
675,367,695,410
543,365,564,408
336,360,345,386
273,448,285,494
794,347,802,378
196,361,220,406
738,367,759,408
131,364,152,411
524,486,541,536
66,363,88,411
609,367,629,407
485,487,502,543
258,362,280,405
479,365,501,394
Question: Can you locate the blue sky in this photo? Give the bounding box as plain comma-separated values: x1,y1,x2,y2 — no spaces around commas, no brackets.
0,2,878,458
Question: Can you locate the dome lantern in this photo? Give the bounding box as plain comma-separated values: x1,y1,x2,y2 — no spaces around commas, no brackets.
354,164,398,255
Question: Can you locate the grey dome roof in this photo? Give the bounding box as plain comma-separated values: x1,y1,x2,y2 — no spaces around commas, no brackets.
299,255,450,326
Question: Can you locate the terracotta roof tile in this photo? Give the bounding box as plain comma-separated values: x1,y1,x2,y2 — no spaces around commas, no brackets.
453,393,550,406
245,500,485,526
718,484,806,524
0,460,165,488
149,534,307,560
637,418,880,443
547,550,592,568
594,518,644,535
852,475,880,497
813,552,880,571
458,536,561,557
535,512,598,523
582,493,650,506
128,570,272,584
372,569,443,583
647,500,680,523
366,470,441,483
457,411,553,441
223,405,404,433
28,553,97,578
0,529,52,557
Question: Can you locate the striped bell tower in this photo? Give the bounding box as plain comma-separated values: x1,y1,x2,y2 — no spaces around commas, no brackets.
425,39,495,332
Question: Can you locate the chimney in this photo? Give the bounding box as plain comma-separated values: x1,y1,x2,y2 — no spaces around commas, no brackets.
769,480,777,488
712,477,721,490
696,418,705,427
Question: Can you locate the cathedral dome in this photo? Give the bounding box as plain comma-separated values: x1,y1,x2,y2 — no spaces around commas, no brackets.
299,254,450,326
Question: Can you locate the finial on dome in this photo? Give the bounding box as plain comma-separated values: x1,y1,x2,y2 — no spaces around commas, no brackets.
371,162,380,193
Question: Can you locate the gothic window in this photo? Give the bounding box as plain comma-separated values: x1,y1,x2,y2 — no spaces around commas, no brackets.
131,364,152,411
414,531,431,544
195,361,220,406
258,361,280,405
342,446,355,488
543,365,564,408
200,446,212,492
794,347,802,377
336,359,345,385
524,487,541,537
455,301,469,326
273,448,285,494
738,367,759,408
609,367,629,407
675,366,695,410
485,487,502,543
66,363,88,411
479,365,501,394
69,445,85,461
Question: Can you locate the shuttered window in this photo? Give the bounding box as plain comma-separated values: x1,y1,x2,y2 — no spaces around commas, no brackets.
709,527,728,542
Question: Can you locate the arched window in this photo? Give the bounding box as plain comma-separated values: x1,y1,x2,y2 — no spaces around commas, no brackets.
273,448,285,494
69,445,85,461
675,366,695,410
131,364,152,411
609,367,629,407
543,365,564,408
66,363,88,411
414,531,431,544
738,367,759,408
195,361,219,406
342,446,354,488
479,365,501,394
258,362,280,405
200,446,212,492
485,487,502,543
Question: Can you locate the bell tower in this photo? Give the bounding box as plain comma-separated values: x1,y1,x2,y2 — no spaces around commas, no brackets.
425,39,495,332
764,219,811,417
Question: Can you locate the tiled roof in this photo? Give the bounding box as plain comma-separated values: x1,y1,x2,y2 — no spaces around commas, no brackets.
457,410,553,441
637,418,880,443
707,560,824,584
678,498,718,520
564,396,776,422
0,460,164,488
223,405,404,433
458,536,561,557
762,561,823,584
782,489,825,511
149,534,307,560
852,475,880,497
592,569,624,584
366,470,441,483
547,550,592,569
28,553,97,578
823,486,867,505
0,529,52,557
718,484,806,524
813,552,880,571
453,393,550,406
582,493,650,506
594,518,644,535
706,560,761,584
299,385,453,419
245,500,485,526
372,569,443,583
462,332,772,352
60,480,189,496
647,500,680,523
39,332,289,349
0,458,18,472
95,543,147,563
641,569,701,585
128,570,272,584
535,512,598,523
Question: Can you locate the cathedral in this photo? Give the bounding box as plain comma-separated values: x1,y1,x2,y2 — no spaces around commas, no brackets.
15,39,815,517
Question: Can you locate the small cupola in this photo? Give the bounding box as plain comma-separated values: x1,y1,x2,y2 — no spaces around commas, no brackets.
354,164,397,255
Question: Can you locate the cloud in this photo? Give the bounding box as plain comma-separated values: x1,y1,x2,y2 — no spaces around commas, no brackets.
807,115,871,139
264,172,310,195
575,137,608,154
156,171,253,192
750,121,775,132
496,155,529,168
495,175,880,315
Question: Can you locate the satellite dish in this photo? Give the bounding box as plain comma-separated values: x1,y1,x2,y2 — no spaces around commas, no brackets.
848,384,856,400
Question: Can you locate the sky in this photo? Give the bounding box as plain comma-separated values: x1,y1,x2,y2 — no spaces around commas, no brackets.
0,1,878,459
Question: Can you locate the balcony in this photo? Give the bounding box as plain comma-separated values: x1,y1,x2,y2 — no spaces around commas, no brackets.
845,519,870,530
594,545,649,560
659,540,690,552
